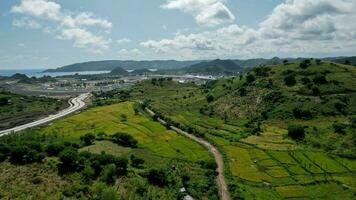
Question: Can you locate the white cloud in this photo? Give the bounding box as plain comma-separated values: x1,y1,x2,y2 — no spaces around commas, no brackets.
161,0,235,26
118,49,144,60
116,38,132,45
61,12,112,29
11,0,113,52
143,0,356,59
11,0,61,20
59,28,111,52
12,17,42,29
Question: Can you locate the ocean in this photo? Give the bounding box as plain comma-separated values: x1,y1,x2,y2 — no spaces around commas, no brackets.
0,69,110,78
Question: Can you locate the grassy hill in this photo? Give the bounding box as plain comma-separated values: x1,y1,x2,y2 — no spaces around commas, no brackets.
181,59,244,75
95,59,356,199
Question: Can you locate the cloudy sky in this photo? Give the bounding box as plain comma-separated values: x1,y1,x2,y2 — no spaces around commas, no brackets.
1,0,356,69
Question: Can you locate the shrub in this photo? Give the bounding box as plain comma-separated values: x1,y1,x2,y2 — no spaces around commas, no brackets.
114,157,128,176
293,108,313,120
312,86,320,96
333,123,348,134
100,164,117,185
200,160,217,170
206,95,214,103
80,133,96,146
301,77,311,85
300,60,311,69
284,75,296,86
130,155,145,168
246,74,255,83
147,169,168,187
313,74,328,84
288,125,305,140
111,132,138,148
58,148,79,173
9,146,44,165
82,166,95,183
0,153,7,162
45,143,65,156
0,97,9,106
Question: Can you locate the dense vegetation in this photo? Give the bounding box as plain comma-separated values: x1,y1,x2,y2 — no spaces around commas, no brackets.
0,90,66,130
97,60,356,199
1,59,356,199
0,102,217,199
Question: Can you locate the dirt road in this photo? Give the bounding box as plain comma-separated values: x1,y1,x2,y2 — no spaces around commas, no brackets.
145,107,230,200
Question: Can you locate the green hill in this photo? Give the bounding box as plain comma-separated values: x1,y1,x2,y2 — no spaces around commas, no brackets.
110,67,129,76
182,59,244,75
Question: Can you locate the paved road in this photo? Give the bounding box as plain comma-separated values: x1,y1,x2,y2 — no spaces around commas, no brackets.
145,107,231,200
0,93,89,137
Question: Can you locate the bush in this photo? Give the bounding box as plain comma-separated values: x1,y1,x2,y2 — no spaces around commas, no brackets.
288,125,305,140
147,169,168,187
9,146,44,165
246,74,255,83
300,60,311,69
80,133,96,146
0,97,9,106
45,143,65,157
0,153,7,162
82,166,95,183
313,74,328,84
100,164,117,185
58,148,79,173
111,132,138,148
130,155,144,168
206,95,214,103
284,75,296,86
301,77,311,85
200,160,217,170
333,123,348,134
293,108,313,120
312,86,320,96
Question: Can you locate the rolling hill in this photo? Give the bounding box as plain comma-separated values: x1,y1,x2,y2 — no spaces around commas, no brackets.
180,59,244,75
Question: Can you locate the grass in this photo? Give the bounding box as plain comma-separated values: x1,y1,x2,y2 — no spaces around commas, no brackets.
39,102,211,162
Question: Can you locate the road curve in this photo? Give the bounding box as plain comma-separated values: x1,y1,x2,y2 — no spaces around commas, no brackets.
0,93,89,137
145,107,230,200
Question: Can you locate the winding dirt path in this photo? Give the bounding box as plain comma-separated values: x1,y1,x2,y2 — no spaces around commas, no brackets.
145,107,230,200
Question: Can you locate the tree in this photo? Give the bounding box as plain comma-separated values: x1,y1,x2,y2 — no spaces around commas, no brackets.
300,60,311,69
80,133,96,146
246,74,256,83
333,123,347,134
301,77,311,85
288,125,305,141
58,148,79,173
111,132,138,148
82,165,95,183
0,97,9,106
312,86,320,96
206,95,214,103
344,60,351,65
147,169,168,187
313,75,328,84
283,60,289,65
316,59,322,65
130,155,144,168
9,146,44,165
45,143,65,156
100,164,117,185
284,75,296,86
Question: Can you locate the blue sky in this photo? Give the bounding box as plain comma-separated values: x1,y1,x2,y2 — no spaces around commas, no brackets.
0,0,355,69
